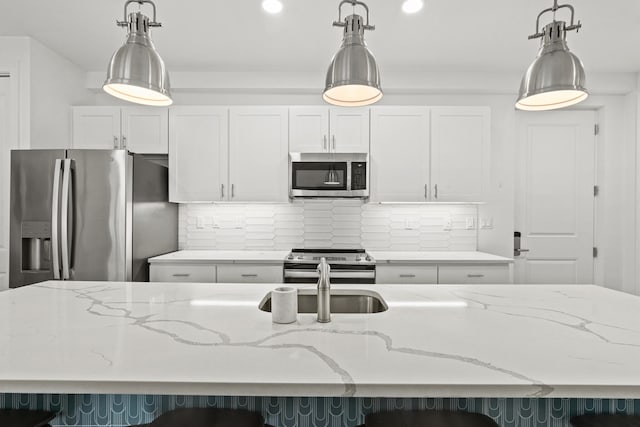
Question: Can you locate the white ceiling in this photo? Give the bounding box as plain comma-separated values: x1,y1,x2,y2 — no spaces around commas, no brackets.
1,0,640,74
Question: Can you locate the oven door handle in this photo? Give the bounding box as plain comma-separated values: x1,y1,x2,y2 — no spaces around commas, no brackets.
284,270,375,279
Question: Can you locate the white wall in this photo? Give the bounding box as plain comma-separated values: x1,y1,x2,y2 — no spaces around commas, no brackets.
29,38,92,148
86,70,640,293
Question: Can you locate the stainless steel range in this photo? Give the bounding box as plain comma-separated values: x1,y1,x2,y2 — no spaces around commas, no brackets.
284,249,376,284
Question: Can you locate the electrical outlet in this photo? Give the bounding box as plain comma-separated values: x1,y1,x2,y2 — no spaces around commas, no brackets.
480,217,494,229
443,216,452,231
196,216,205,229
466,217,475,230
405,218,418,230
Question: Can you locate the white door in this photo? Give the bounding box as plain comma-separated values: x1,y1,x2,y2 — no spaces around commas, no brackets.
431,107,490,202
370,107,430,202
329,107,370,153
229,107,289,202
121,107,168,154
515,110,596,284
0,77,9,290
169,106,229,202
72,106,121,149
289,107,329,153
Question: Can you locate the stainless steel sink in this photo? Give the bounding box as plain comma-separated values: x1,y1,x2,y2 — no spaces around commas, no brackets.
259,289,388,314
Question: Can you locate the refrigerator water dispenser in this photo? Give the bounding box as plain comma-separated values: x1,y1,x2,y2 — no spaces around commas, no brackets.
21,222,51,272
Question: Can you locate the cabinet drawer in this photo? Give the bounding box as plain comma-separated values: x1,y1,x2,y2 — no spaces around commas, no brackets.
216,264,283,283
437,265,510,284
376,265,438,284
149,264,217,283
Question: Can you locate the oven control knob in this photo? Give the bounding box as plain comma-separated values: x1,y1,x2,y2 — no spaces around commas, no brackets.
287,254,294,260
356,256,362,262
365,255,372,262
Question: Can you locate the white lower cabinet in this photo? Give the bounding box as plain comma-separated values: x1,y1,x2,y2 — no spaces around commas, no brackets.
216,264,283,283
376,263,512,284
376,265,438,284
149,263,283,283
437,265,511,284
150,264,217,283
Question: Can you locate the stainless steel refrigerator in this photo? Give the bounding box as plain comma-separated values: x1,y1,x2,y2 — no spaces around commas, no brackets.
9,149,178,288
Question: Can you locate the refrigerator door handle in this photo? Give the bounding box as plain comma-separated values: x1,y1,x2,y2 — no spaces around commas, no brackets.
60,159,73,280
51,159,62,280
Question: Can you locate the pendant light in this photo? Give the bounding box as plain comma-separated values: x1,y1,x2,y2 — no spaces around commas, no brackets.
516,0,587,111
323,0,382,107
104,0,172,106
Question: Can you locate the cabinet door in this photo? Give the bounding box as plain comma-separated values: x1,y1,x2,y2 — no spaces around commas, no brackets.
229,107,289,202
149,264,217,283
216,264,283,283
437,264,511,284
289,107,329,153
370,107,430,202
329,108,370,153
169,106,228,202
72,107,121,149
431,107,490,202
121,107,169,154
376,265,438,284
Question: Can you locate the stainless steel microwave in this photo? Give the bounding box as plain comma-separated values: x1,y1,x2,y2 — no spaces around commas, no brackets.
289,153,369,198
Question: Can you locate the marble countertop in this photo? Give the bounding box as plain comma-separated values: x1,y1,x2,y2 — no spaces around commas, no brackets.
148,250,513,265
370,251,513,264
148,250,290,264
1,281,639,398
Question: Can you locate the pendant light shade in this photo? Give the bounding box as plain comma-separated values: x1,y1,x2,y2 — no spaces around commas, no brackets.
516,1,586,111
323,0,382,107
104,1,172,106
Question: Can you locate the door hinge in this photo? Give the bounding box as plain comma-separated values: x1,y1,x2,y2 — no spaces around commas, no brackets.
594,185,599,196
594,124,600,135
593,247,598,258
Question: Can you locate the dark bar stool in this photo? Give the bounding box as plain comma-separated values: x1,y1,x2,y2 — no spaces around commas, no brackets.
130,408,273,427
571,415,640,427
357,409,500,427
0,409,57,427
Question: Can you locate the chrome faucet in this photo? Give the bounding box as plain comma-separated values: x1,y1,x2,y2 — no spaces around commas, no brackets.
317,257,331,323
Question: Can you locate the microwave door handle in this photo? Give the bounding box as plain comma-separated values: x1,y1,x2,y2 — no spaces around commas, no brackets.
51,159,62,279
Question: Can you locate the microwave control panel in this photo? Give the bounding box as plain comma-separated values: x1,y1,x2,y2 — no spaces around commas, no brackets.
351,162,367,190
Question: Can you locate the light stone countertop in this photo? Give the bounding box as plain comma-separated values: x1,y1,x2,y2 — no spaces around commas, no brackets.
148,250,513,265
148,250,290,264
369,251,514,264
1,281,639,398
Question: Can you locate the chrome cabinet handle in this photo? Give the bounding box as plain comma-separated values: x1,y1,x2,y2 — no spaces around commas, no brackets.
467,274,485,278
51,159,62,280
424,184,428,200
400,274,416,278
60,159,72,280
221,184,225,198
323,135,327,150
518,249,530,252
332,135,336,151
231,184,235,198
172,273,190,277
434,184,438,199
122,135,127,149
241,274,258,278
113,136,119,149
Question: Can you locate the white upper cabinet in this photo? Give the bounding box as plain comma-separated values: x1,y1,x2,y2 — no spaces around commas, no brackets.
289,107,329,153
370,107,431,202
430,107,490,202
72,107,121,150
121,107,169,154
169,106,228,203
72,106,169,153
229,107,289,202
329,108,370,153
289,107,369,153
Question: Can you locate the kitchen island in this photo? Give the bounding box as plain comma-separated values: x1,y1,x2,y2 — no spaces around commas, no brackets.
1,281,639,426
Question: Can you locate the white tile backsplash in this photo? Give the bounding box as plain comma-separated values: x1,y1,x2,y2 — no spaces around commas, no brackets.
179,201,479,251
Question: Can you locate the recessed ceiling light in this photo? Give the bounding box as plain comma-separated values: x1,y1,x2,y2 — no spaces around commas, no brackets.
402,0,423,14
262,0,283,14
